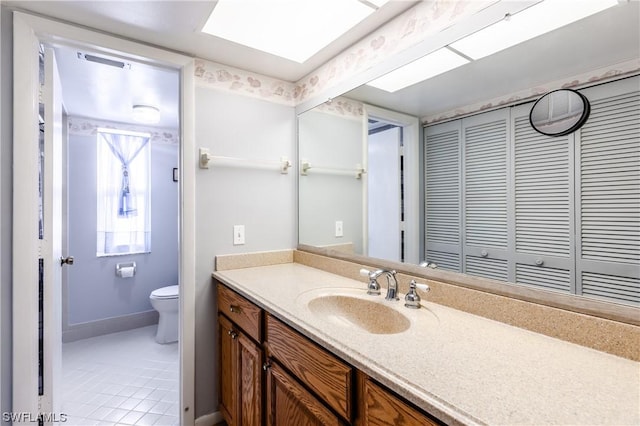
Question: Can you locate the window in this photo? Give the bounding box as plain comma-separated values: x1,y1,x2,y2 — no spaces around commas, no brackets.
96,128,151,256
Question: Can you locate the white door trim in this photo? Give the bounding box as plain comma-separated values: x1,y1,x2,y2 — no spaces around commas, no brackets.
363,104,420,264
12,11,196,424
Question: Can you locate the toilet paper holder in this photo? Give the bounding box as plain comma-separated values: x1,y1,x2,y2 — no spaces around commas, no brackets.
116,261,136,278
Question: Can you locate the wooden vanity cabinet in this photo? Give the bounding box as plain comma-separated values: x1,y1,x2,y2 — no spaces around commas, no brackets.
217,282,444,426
217,285,264,426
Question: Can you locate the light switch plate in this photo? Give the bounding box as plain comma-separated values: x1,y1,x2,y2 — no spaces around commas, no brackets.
335,221,343,237
233,225,245,245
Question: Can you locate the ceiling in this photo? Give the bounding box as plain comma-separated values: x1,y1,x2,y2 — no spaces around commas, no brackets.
6,1,639,128
52,45,181,129
7,0,417,82
6,0,416,129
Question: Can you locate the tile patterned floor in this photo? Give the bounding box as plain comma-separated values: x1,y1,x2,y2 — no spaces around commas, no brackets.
60,325,179,425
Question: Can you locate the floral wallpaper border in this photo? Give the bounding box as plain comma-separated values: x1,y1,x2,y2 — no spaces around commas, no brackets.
68,116,179,145
194,59,297,106
422,59,640,125
311,96,364,121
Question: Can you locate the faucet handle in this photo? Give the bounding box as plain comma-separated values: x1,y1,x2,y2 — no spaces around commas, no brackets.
360,268,381,295
359,268,372,277
404,280,430,309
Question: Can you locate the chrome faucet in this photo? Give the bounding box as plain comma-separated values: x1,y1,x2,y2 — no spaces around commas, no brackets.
360,269,398,300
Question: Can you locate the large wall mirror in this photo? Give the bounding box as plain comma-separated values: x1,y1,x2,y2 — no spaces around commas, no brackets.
298,1,640,311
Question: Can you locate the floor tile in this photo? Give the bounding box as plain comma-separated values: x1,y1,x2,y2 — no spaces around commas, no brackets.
135,412,161,426
61,326,179,424
118,410,146,425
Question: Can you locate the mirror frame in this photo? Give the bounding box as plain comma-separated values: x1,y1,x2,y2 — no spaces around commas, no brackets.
529,89,591,137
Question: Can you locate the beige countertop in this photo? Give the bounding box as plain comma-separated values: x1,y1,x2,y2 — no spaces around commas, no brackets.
213,263,640,426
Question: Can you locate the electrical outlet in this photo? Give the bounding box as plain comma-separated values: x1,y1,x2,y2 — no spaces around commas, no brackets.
335,221,343,237
233,225,245,245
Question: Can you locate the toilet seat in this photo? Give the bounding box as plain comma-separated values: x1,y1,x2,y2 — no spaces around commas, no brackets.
150,285,179,299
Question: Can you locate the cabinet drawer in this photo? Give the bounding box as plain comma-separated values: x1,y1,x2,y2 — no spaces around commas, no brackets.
218,284,262,342
265,314,352,421
363,378,441,426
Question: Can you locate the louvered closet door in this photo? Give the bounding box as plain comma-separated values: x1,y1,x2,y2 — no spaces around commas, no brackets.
462,109,511,281
511,103,575,293
576,77,640,306
424,120,462,272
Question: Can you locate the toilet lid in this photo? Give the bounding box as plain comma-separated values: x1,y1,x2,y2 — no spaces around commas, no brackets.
151,285,179,299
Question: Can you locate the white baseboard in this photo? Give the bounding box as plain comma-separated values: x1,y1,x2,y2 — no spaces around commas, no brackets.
195,411,223,426
62,310,159,342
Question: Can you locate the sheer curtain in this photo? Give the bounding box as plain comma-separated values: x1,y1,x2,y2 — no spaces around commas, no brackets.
96,129,151,255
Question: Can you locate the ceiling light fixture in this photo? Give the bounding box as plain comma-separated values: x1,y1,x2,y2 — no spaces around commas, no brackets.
201,0,384,63
366,48,470,92
132,105,160,125
450,0,619,60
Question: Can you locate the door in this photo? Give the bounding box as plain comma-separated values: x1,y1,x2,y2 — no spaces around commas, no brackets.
40,47,65,424
12,11,197,424
12,39,65,422
461,109,511,281
367,126,402,261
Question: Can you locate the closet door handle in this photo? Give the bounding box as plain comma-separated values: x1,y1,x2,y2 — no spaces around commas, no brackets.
535,258,544,266
480,250,489,258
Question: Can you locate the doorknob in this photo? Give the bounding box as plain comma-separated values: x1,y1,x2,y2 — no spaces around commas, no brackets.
60,256,74,266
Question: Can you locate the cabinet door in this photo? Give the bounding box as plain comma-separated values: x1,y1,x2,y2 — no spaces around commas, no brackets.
238,332,263,426
266,361,343,426
219,314,263,426
219,314,238,426
362,378,440,426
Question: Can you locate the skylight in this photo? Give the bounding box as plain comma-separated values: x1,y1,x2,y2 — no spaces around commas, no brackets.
202,0,388,64
366,48,469,92
450,0,619,60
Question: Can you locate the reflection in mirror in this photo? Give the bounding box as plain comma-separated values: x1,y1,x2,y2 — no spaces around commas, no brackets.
529,89,590,136
298,101,364,255
298,100,419,262
297,1,639,310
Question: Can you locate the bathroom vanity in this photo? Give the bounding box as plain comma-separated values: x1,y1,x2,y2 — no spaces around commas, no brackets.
213,255,640,426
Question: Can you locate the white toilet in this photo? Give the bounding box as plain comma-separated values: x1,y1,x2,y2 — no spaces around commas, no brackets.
149,285,179,344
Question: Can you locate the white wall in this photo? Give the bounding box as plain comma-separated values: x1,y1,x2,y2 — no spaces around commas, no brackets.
66,132,179,326
194,88,296,416
0,6,12,423
298,110,363,252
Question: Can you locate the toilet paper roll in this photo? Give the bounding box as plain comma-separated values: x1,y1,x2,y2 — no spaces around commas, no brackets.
119,266,135,278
